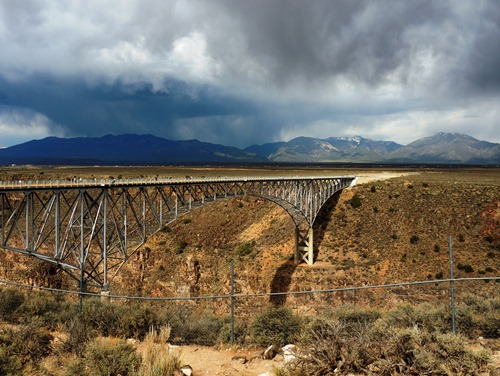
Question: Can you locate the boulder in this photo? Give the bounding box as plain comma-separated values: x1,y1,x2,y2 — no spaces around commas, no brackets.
282,344,297,364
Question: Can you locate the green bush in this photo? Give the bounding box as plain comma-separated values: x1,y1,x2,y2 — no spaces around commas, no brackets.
218,321,248,345
80,299,125,337
0,335,22,375
163,306,225,346
83,338,141,376
0,288,24,321
237,241,255,258
116,304,159,340
175,241,188,254
250,307,302,346
349,194,362,208
17,291,74,328
331,305,381,329
64,317,97,354
0,324,53,367
410,235,419,244
457,263,474,273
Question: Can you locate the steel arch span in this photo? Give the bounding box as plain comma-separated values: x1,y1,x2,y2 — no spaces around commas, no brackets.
0,176,355,291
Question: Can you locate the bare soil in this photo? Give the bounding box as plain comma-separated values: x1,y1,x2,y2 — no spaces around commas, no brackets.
169,345,280,376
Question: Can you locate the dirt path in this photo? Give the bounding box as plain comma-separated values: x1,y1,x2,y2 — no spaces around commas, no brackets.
352,171,418,185
170,345,282,375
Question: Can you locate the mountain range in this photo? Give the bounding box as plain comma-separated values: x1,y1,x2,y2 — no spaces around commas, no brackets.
0,132,499,165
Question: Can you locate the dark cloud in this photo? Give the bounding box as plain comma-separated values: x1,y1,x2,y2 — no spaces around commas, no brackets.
217,0,450,87
462,1,500,93
0,0,498,146
0,74,281,147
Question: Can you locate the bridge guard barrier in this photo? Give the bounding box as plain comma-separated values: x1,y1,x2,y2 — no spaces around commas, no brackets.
294,227,314,265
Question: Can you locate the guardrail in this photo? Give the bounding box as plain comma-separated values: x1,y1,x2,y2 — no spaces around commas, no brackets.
0,175,356,190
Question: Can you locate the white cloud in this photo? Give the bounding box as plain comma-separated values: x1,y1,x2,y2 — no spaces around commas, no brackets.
0,106,65,147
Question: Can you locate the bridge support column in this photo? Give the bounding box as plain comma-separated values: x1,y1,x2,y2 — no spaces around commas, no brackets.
294,227,314,265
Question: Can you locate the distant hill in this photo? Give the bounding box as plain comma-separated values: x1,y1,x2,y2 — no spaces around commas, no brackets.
0,132,498,165
0,134,263,165
245,136,402,162
387,132,500,164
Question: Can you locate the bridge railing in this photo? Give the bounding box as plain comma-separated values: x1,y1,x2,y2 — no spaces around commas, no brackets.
0,175,356,190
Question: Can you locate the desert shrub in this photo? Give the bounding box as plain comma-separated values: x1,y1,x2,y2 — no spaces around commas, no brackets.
63,317,97,354
435,271,444,279
1,324,53,367
237,241,255,258
175,241,188,254
330,305,381,329
349,194,361,208
410,235,419,244
457,263,474,273
484,235,494,243
250,306,302,346
296,317,396,375
0,288,24,321
137,325,181,376
433,243,440,252
116,304,159,340
391,233,398,240
166,307,225,346
0,334,22,375
455,295,500,338
83,338,141,376
79,300,159,340
370,185,376,193
377,303,450,335
80,299,124,337
138,345,180,376
289,319,490,376
429,332,490,374
218,321,248,345
17,291,74,328
458,233,465,242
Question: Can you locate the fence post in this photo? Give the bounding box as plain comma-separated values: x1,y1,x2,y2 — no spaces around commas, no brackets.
231,260,235,345
449,235,456,335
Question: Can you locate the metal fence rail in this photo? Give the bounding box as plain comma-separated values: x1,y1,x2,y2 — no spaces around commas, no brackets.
1,275,498,342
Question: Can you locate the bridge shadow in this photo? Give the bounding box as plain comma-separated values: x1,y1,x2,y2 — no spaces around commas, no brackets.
269,191,342,306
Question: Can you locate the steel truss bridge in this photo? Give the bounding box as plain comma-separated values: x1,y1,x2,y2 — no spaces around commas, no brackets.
0,176,355,292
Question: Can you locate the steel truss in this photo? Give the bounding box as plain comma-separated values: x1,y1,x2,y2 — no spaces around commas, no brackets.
0,176,354,291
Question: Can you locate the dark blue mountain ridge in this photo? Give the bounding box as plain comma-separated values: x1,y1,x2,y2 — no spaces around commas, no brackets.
0,134,263,165
0,132,498,165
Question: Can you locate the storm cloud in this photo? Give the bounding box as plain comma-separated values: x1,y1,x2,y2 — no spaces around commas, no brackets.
0,0,498,147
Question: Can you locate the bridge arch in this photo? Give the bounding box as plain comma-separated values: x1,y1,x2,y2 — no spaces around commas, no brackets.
0,176,355,291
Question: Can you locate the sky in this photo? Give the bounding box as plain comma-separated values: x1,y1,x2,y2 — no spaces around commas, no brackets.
0,0,499,148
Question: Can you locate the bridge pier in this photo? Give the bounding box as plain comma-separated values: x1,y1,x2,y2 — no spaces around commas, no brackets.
294,227,314,265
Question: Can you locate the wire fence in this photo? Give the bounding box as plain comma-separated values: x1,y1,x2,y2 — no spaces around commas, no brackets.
1,275,498,345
